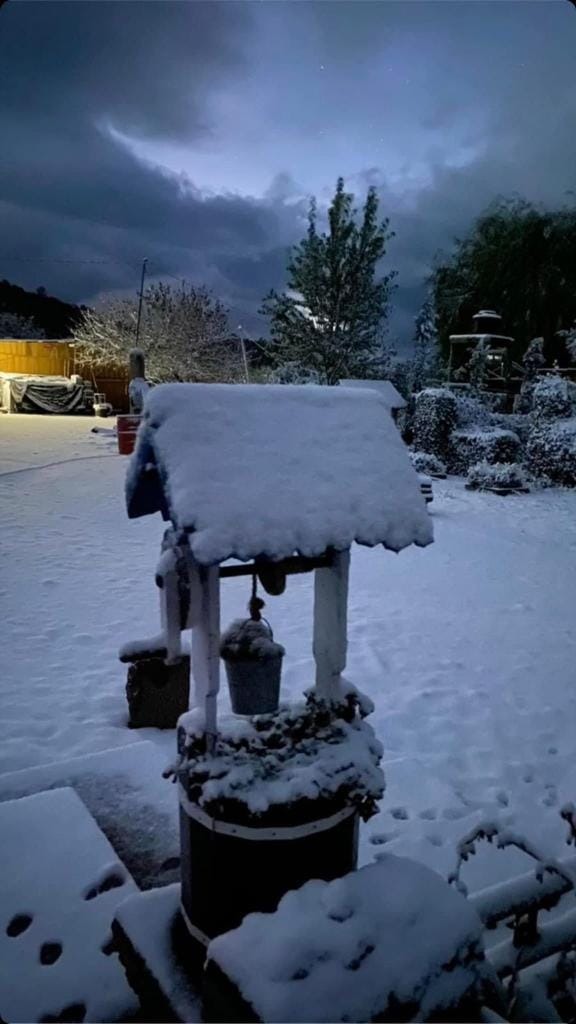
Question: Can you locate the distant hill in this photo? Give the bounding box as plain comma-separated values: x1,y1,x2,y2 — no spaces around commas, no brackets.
0,279,84,338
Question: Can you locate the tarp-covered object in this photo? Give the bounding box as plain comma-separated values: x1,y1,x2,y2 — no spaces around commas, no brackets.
126,383,433,565
0,373,86,414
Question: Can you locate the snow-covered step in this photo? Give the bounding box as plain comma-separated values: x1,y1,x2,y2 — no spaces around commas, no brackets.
0,740,179,890
0,787,139,1024
113,884,202,1023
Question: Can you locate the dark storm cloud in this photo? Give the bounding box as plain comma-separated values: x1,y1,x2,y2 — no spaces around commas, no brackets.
0,1,299,327
1,0,575,345
2,1,248,140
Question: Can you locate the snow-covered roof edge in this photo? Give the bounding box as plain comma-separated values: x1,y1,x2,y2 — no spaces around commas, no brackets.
338,378,407,409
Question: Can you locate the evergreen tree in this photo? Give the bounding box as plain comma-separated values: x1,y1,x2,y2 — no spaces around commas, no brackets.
262,178,396,385
432,197,576,364
411,296,439,393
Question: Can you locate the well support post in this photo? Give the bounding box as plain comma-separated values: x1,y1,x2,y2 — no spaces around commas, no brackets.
313,548,350,702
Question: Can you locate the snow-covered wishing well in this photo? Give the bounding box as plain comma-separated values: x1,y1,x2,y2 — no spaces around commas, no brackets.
124,382,433,957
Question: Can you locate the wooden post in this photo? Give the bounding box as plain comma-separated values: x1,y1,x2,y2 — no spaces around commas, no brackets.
191,565,221,746
161,553,182,666
313,549,350,702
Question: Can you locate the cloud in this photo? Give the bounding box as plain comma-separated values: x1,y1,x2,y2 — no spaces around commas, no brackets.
1,0,575,349
0,1,302,329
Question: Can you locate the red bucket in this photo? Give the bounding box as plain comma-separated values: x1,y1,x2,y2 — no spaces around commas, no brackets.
117,414,141,455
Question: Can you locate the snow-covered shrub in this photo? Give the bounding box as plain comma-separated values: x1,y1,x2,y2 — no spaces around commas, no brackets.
412,388,457,462
526,418,576,486
409,451,447,477
172,692,384,825
452,390,493,428
532,375,575,421
477,390,509,414
491,412,531,444
513,380,537,415
467,461,528,491
451,428,521,475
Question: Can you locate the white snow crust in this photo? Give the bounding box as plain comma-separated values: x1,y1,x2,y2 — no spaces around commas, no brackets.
129,382,432,563
209,853,485,1023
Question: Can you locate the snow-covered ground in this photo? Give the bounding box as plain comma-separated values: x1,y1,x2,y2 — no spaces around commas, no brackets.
2,415,576,894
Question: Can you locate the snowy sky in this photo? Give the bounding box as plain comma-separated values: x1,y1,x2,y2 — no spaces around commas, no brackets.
1,0,575,344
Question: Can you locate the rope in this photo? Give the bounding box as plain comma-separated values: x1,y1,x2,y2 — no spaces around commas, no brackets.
248,573,265,621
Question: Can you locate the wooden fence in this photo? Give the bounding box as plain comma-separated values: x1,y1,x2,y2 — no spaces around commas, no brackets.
0,339,74,377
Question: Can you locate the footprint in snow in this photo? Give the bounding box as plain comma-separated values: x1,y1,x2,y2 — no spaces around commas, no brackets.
40,942,63,966
543,784,558,808
442,806,470,820
6,913,33,937
83,866,126,901
418,808,437,821
390,807,409,821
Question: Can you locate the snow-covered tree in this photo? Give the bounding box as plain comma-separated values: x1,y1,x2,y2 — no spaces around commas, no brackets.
558,321,576,362
73,281,241,382
0,312,45,339
522,337,546,380
267,361,322,385
262,178,396,385
411,297,439,393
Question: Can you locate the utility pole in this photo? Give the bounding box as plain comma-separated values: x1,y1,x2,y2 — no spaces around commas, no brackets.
237,324,250,383
135,258,148,347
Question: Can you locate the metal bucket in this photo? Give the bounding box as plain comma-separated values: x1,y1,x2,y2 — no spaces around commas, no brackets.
224,651,283,715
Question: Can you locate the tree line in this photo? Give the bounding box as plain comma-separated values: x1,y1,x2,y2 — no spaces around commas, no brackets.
3,183,575,389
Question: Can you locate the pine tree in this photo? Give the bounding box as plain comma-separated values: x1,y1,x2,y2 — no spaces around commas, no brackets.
262,178,396,385
411,296,439,393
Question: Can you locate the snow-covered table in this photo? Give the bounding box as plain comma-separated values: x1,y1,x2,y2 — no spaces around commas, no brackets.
0,787,139,1024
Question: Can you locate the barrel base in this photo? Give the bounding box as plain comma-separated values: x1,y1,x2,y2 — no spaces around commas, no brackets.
179,798,359,945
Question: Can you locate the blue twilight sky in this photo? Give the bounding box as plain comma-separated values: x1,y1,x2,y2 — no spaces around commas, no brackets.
1,0,575,344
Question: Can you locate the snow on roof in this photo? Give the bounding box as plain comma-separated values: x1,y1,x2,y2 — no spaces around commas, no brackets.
208,854,485,1023
126,383,432,565
338,378,407,409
